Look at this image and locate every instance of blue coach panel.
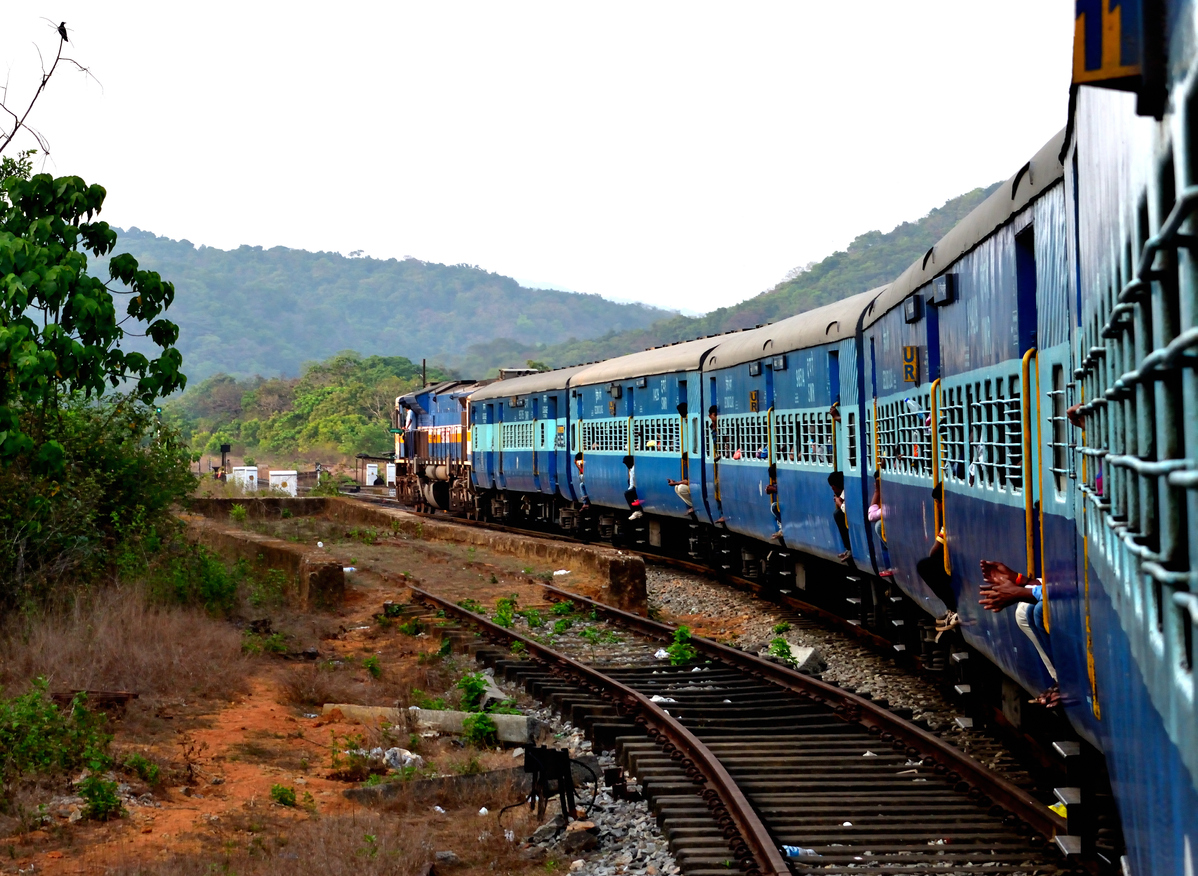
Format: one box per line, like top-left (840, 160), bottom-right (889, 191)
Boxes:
top-left (569, 338), bottom-right (719, 520)
top-left (469, 367), bottom-right (585, 499)
top-left (397, 381), bottom-right (479, 462)
top-left (1066, 62), bottom-right (1198, 873)
top-left (700, 291), bottom-right (876, 558)
top-left (862, 131), bottom-right (1067, 700)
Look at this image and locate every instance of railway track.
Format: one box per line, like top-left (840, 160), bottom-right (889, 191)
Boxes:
top-left (401, 579), bottom-right (1073, 876)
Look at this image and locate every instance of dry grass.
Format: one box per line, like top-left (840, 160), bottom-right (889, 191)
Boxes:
top-left (278, 654), bottom-right (455, 711)
top-left (0, 582), bottom-right (249, 700)
top-left (102, 802), bottom-right (548, 876)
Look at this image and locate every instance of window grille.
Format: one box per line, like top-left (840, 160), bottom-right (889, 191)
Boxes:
top-left (711, 412), bottom-right (770, 462)
top-left (581, 419), bottom-right (628, 452)
top-left (847, 412), bottom-right (857, 469)
top-left (501, 422), bottom-right (534, 450)
top-left (940, 385), bottom-right (966, 482)
top-left (540, 422), bottom-right (546, 449)
top-left (632, 417), bottom-right (682, 453)
top-left (1049, 364), bottom-right (1070, 494)
top-left (772, 411), bottom-right (832, 467)
top-left (965, 375), bottom-right (1022, 491)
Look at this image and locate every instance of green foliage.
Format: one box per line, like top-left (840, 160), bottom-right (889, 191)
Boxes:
top-left (453, 753), bottom-right (485, 775)
top-left (768, 637), bottom-right (795, 665)
top-left (0, 176), bottom-right (186, 471)
top-left (552, 618), bottom-right (573, 635)
top-left (79, 774), bottom-right (121, 820)
top-left (456, 672), bottom-right (487, 712)
top-left (0, 396), bottom-right (194, 606)
top-left (581, 627), bottom-right (600, 644)
top-left (510, 640), bottom-right (526, 655)
top-left (349, 527), bottom-right (378, 545)
top-left (241, 631), bottom-right (286, 656)
top-left (121, 752), bottom-right (160, 785)
top-left (493, 594), bottom-right (518, 628)
top-left (520, 609), bottom-right (543, 629)
top-left (396, 615), bottom-right (424, 636)
top-left (456, 598), bottom-right (483, 614)
top-left (229, 503), bottom-right (248, 524)
top-left (409, 689), bottom-right (447, 711)
top-left (152, 545), bottom-right (242, 616)
top-left (461, 713), bottom-right (498, 748)
top-left (269, 784), bottom-right (297, 807)
top-left (551, 600), bottom-right (574, 617)
top-left (248, 568), bottom-right (288, 608)
top-left (436, 637), bottom-right (453, 658)
top-left (0, 680), bottom-right (112, 798)
top-left (667, 626), bottom-right (698, 665)
top-left (772, 621), bottom-right (792, 634)
top-left (362, 656), bottom-right (381, 679)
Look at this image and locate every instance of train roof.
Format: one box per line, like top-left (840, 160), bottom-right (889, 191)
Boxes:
top-left (397, 380), bottom-right (482, 413)
top-left (570, 335), bottom-right (722, 385)
top-left (469, 365), bottom-right (588, 401)
top-left (863, 128), bottom-right (1066, 330)
top-left (704, 288), bottom-right (883, 371)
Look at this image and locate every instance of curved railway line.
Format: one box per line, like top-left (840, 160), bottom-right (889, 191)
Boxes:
top-left (399, 575), bottom-right (1073, 876)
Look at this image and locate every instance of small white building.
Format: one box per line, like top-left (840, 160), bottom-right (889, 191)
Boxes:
top-left (231, 466), bottom-right (258, 491)
top-left (270, 470), bottom-right (298, 497)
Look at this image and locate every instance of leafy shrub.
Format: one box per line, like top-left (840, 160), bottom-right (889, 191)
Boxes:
top-left (229, 503), bottom-right (248, 524)
top-left (248, 568), bottom-right (288, 608)
top-left (667, 626), bottom-right (698, 665)
top-left (362, 656), bottom-right (381, 679)
top-left (409, 689), bottom-right (447, 711)
top-left (772, 621), bottom-right (792, 634)
top-left (0, 679), bottom-right (111, 791)
top-left (493, 595), bottom-right (518, 628)
top-left (121, 752), bottom-right (160, 785)
top-left (461, 713), bottom-right (498, 748)
top-left (552, 618), bottom-right (573, 635)
top-left (79, 774), bottom-right (122, 820)
top-left (151, 545), bottom-right (242, 616)
top-left (453, 754), bottom-right (485, 775)
top-left (551, 600), bottom-right (574, 617)
top-left (270, 784), bottom-right (297, 807)
top-left (456, 598), bottom-right (483, 614)
top-left (768, 638), bottom-right (795, 665)
top-left (456, 672), bottom-right (488, 712)
top-left (396, 617), bottom-right (424, 637)
top-left (581, 627), bottom-right (600, 644)
top-left (520, 609), bottom-right (543, 629)
top-left (510, 640), bottom-right (526, 655)
top-left (242, 631), bottom-right (287, 656)
top-left (280, 508), bottom-right (293, 519)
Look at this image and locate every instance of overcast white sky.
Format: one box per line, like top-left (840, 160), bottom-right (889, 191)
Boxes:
top-left (1, 3), bottom-right (1074, 315)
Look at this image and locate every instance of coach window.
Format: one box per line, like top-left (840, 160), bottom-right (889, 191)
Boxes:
top-left (1049, 364), bottom-right (1068, 495)
top-left (847, 412), bottom-right (857, 469)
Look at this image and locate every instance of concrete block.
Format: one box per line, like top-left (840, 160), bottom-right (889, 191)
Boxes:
top-left (322, 703), bottom-right (548, 745)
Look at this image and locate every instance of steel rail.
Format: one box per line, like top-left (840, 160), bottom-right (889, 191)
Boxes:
top-left (537, 582), bottom-right (1068, 842)
top-left (406, 583), bottom-right (790, 876)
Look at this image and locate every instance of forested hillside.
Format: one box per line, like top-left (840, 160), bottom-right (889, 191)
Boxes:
top-left (452, 183), bottom-right (1002, 375)
top-left (166, 352), bottom-right (445, 460)
top-left (98, 232), bottom-right (672, 382)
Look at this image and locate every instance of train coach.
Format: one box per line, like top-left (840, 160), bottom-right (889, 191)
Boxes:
top-left (388, 6), bottom-right (1198, 868)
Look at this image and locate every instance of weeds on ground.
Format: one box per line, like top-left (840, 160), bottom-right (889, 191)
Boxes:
top-left (667, 626), bottom-right (698, 665)
top-left (520, 608), bottom-right (543, 629)
top-left (456, 672), bottom-right (488, 711)
top-left (230, 504), bottom-right (249, 524)
top-left (493, 594), bottom-right (518, 628)
top-left (510, 640), bottom-right (526, 655)
top-left (396, 617), bottom-right (424, 637)
top-left (768, 637), bottom-right (796, 665)
top-left (270, 784), bottom-right (297, 807)
top-left (121, 752), bottom-right (161, 786)
top-left (551, 600), bottom-right (574, 617)
top-left (552, 618), bottom-right (573, 635)
top-left (409, 690), bottom-right (448, 711)
top-left (461, 714), bottom-right (498, 748)
top-left (363, 656), bottom-right (382, 679)
top-left (772, 621), bottom-right (792, 634)
top-left (456, 598), bottom-right (483, 614)
top-left (242, 631), bottom-right (287, 656)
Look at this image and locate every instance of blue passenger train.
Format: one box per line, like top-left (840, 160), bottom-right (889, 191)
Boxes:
top-left (389, 6), bottom-right (1198, 872)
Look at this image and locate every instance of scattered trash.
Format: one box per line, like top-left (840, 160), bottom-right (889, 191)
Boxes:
top-left (1049, 802), bottom-right (1068, 817)
top-left (303, 713), bottom-right (318, 719)
top-left (654, 649), bottom-right (670, 660)
top-left (553, 570), bottom-right (570, 576)
top-left (722, 699), bottom-right (732, 703)
top-left (897, 768), bottom-right (919, 775)
top-left (383, 748), bottom-right (423, 771)
top-left (317, 541), bottom-right (324, 548)
top-left (478, 807), bottom-right (489, 816)
top-left (862, 751), bottom-right (877, 757)
top-left (343, 566), bottom-right (357, 572)
top-left (691, 666), bottom-right (703, 673)
top-left (842, 821), bottom-right (853, 827)
top-left (512, 747), bottom-right (525, 759)
top-left (504, 829), bottom-right (515, 842)
top-left (433, 806), bottom-right (445, 814)
top-left (649, 695), bottom-right (677, 704)
top-left (782, 846), bottom-right (820, 859)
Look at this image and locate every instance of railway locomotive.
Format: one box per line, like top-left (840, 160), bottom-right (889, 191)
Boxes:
top-left (393, 6), bottom-right (1198, 873)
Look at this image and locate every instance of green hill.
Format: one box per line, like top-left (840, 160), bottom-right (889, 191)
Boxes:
top-left (451, 183), bottom-right (1003, 375)
top-left (97, 231), bottom-right (674, 383)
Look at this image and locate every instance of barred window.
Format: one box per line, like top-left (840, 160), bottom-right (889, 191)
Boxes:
top-left (1049, 364), bottom-right (1070, 495)
top-left (633, 417), bottom-right (682, 453)
top-left (581, 419), bottom-right (627, 452)
top-left (501, 422), bottom-right (534, 450)
top-left (773, 411), bottom-right (833, 467)
top-left (712, 412), bottom-right (770, 462)
top-left (847, 412), bottom-right (857, 469)
top-left (966, 375), bottom-right (1023, 491)
top-left (875, 396), bottom-right (932, 477)
top-left (940, 385), bottom-right (966, 482)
